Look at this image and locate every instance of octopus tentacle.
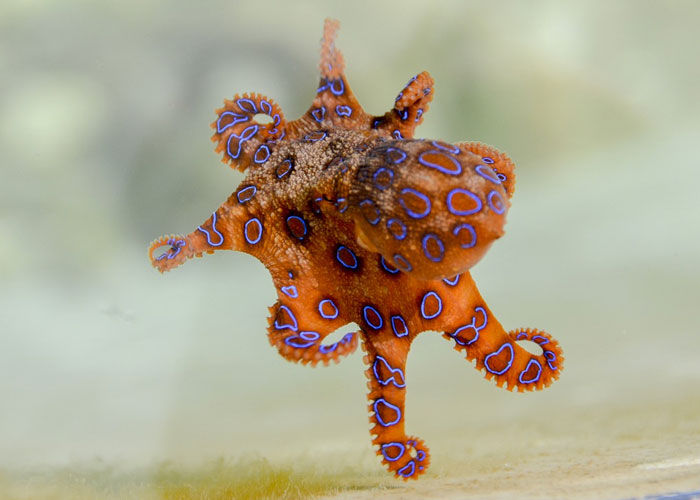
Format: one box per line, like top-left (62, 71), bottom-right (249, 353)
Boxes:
top-left (363, 338), bottom-right (429, 480)
top-left (266, 300), bottom-right (358, 366)
top-left (457, 142), bottom-right (516, 198)
top-left (373, 71), bottom-right (434, 140)
top-left (211, 92), bottom-right (286, 172)
top-left (289, 18), bottom-right (369, 138)
top-left (148, 189), bottom-right (267, 272)
top-left (440, 277), bottom-right (563, 392)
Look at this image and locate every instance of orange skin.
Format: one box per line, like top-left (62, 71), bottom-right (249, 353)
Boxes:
top-left (148, 19), bottom-right (563, 480)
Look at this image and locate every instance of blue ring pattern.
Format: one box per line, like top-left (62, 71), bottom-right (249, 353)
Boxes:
top-left (197, 212), bottom-right (225, 247)
top-left (446, 188), bottom-right (482, 216)
top-left (399, 187), bottom-right (431, 219)
top-left (422, 233), bottom-right (445, 262)
top-left (420, 291), bottom-right (443, 320)
top-left (518, 359), bottom-right (542, 384)
top-left (393, 253), bottom-right (412, 272)
top-left (373, 398), bottom-right (401, 427)
top-left (387, 218), bottom-right (407, 240)
top-left (274, 304), bottom-right (298, 331)
top-left (336, 246), bottom-right (359, 269)
top-left (453, 223), bottom-right (477, 249)
top-left (243, 217), bottom-right (263, 245)
top-left (318, 298), bottom-right (339, 319)
top-left (487, 190), bottom-right (506, 214)
top-left (484, 343), bottom-right (515, 375)
top-left (418, 150), bottom-right (462, 175)
top-left (236, 185), bottom-right (257, 204)
top-left (363, 305), bottom-right (383, 330)
top-left (390, 315), bottom-right (409, 337)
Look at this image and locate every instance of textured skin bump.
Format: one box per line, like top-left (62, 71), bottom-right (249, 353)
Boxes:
top-left (147, 19), bottom-right (563, 480)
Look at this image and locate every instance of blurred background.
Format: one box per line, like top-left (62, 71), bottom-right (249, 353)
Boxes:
top-left (1, 0), bottom-right (699, 498)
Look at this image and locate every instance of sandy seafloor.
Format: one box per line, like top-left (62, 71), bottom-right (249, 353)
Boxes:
top-left (1, 1), bottom-right (699, 499)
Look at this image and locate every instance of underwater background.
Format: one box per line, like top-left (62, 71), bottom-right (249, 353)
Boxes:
top-left (1, 0), bottom-right (699, 498)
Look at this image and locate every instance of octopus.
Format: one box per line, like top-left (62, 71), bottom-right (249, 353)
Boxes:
top-left (148, 19), bottom-right (564, 480)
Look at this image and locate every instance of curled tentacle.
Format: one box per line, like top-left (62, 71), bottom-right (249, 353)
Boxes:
top-left (373, 71), bottom-right (434, 140)
top-left (211, 93), bottom-right (286, 171)
top-left (363, 337), bottom-right (430, 480)
top-left (457, 142), bottom-right (516, 198)
top-left (442, 301), bottom-right (563, 392)
top-left (148, 234), bottom-right (193, 273)
top-left (349, 139), bottom-right (509, 279)
top-left (266, 300), bottom-right (358, 366)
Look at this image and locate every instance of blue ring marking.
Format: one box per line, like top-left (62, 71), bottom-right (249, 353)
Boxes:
top-left (359, 199), bottom-right (380, 225)
top-left (284, 336), bottom-right (314, 348)
top-left (260, 99), bottom-right (272, 115)
top-left (216, 111), bottom-right (248, 133)
top-left (475, 164), bottom-right (502, 184)
top-left (272, 113), bottom-right (281, 127)
top-left (372, 167), bottom-right (394, 191)
top-left (399, 187), bottom-right (431, 219)
top-left (286, 215), bottom-right (308, 240)
top-left (497, 172), bottom-right (507, 183)
top-left (318, 299), bottom-right (339, 319)
top-left (381, 442), bottom-right (406, 462)
top-left (449, 306), bottom-right (487, 346)
top-left (453, 223), bottom-right (477, 249)
top-left (373, 355), bottom-right (406, 388)
top-left (422, 233), bottom-right (445, 262)
top-left (420, 291), bottom-right (443, 320)
top-left (415, 108), bottom-right (423, 122)
top-left (430, 140), bottom-right (460, 155)
top-left (487, 190), bottom-right (506, 214)
top-left (363, 305), bottom-right (383, 330)
top-left (373, 398), bottom-right (401, 426)
top-left (299, 331), bottom-right (320, 341)
top-left (340, 333), bottom-right (353, 344)
top-left (423, 87), bottom-right (431, 95)
top-left (442, 274), bottom-right (460, 286)
top-left (304, 130), bottom-right (327, 142)
top-left (393, 129), bottom-right (404, 140)
top-left (516, 331), bottom-right (529, 340)
top-left (544, 350), bottom-right (558, 371)
top-left (316, 80), bottom-right (328, 93)
top-left (390, 315), bottom-right (409, 337)
top-left (311, 106), bottom-right (326, 123)
top-left (380, 256), bottom-right (399, 274)
top-left (335, 197), bottom-right (348, 213)
top-left (371, 118), bottom-right (382, 129)
top-left (276, 159), bottom-right (293, 179)
top-left (236, 185), bottom-right (257, 204)
top-left (274, 305), bottom-right (298, 331)
top-left (226, 124), bottom-right (259, 159)
top-left (418, 150), bottom-right (462, 175)
top-left (446, 188), bottom-right (482, 216)
top-left (329, 78), bottom-right (345, 95)
top-left (399, 108), bottom-right (409, 121)
top-left (385, 147), bottom-right (407, 164)
top-left (319, 343), bottom-right (338, 354)
top-left (484, 343), bottom-right (515, 375)
top-left (280, 285), bottom-right (298, 299)
top-left (243, 217), bottom-right (263, 245)
top-left (253, 144), bottom-right (270, 164)
top-left (397, 461), bottom-right (416, 478)
top-left (236, 98), bottom-right (257, 113)
top-left (393, 253), bottom-right (412, 272)
top-left (197, 212), bottom-right (224, 247)
top-left (335, 105), bottom-right (352, 117)
top-left (336, 246), bottom-right (358, 269)
top-left (532, 335), bottom-right (549, 345)
top-left (519, 359), bottom-right (543, 384)
top-left (386, 218), bottom-right (407, 240)
top-left (482, 156), bottom-right (495, 164)
top-left (395, 91), bottom-right (403, 102)
top-left (287, 270), bottom-right (294, 278)
top-left (415, 449), bottom-right (427, 462)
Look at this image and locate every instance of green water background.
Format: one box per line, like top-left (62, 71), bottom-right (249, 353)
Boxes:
top-left (1, 0), bottom-right (699, 497)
